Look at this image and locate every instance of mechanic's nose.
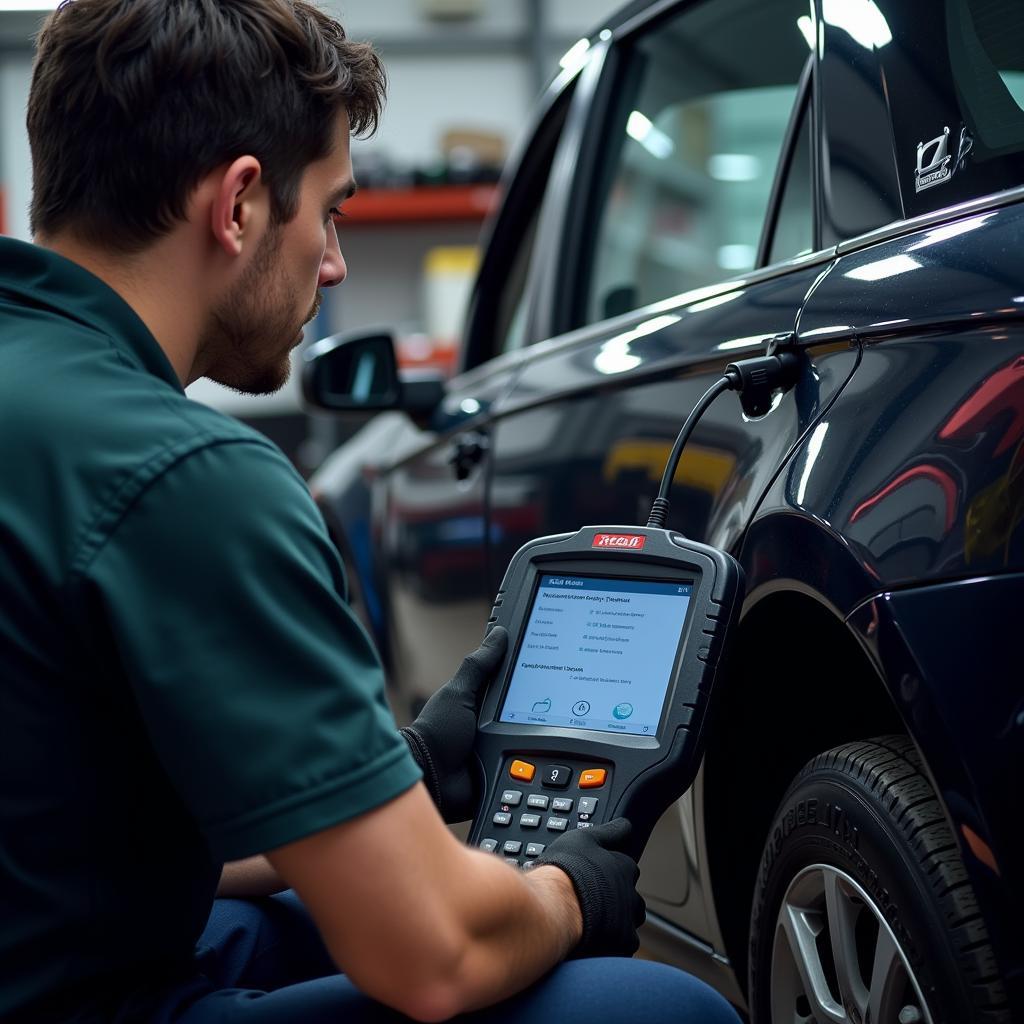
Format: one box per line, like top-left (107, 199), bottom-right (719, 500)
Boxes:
top-left (320, 223), bottom-right (347, 288)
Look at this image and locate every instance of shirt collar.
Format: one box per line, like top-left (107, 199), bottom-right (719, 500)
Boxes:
top-left (0, 236), bottom-right (183, 393)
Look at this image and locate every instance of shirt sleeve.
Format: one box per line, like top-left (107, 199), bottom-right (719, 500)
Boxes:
top-left (78, 438), bottom-right (421, 862)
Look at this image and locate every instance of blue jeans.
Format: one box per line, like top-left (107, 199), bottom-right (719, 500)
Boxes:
top-left (147, 891), bottom-right (742, 1022)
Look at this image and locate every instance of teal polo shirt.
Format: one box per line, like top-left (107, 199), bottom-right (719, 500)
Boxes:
top-left (0, 238), bottom-right (421, 1019)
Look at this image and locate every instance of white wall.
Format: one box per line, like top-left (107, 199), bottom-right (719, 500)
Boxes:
top-left (0, 51), bottom-right (33, 242)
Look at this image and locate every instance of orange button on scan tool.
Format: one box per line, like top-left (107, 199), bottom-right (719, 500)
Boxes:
top-left (509, 759), bottom-right (536, 782)
top-left (579, 768), bottom-right (607, 789)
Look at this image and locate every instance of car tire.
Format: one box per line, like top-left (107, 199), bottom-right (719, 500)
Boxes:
top-left (748, 735), bottom-right (1010, 1024)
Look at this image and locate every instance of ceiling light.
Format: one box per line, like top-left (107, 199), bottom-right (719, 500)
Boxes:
top-left (822, 0), bottom-right (892, 49)
top-left (708, 153), bottom-right (761, 182)
top-left (626, 110), bottom-right (674, 159)
top-left (559, 38), bottom-right (590, 73)
top-left (845, 254), bottom-right (921, 281)
top-left (796, 15), bottom-right (816, 49)
top-left (717, 245), bottom-right (756, 271)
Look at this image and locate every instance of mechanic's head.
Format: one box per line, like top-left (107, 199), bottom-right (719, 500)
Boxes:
top-left (26, 0), bottom-right (384, 394)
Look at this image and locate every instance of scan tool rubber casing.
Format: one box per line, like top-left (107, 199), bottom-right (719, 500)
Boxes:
top-left (469, 525), bottom-right (743, 859)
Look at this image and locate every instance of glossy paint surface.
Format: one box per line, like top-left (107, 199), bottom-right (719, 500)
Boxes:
top-left (788, 203), bottom-right (1024, 591)
top-left (848, 576), bottom-right (1024, 1013)
top-left (489, 266), bottom-right (840, 588)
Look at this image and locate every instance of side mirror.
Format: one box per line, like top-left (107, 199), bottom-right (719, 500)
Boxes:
top-left (302, 330), bottom-right (402, 412)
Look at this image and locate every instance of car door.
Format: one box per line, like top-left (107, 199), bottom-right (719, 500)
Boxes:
top-left (481, 0), bottom-right (861, 957)
top-left (377, 73), bottom-right (587, 719)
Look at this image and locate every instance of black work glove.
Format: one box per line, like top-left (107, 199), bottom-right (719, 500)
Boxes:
top-left (536, 817), bottom-right (646, 958)
top-left (401, 627), bottom-right (508, 824)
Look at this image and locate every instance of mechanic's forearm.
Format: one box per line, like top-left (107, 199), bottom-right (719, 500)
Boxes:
top-left (440, 857), bottom-right (583, 1015)
top-left (266, 784), bottom-right (583, 1022)
top-left (216, 855), bottom-right (286, 898)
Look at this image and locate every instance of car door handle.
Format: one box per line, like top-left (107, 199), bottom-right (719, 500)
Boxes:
top-left (448, 431), bottom-right (489, 481)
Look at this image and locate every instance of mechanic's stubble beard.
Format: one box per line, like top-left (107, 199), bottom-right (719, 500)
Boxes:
top-left (199, 221), bottom-right (322, 397)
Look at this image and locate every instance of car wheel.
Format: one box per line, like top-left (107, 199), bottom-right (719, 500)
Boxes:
top-left (748, 735), bottom-right (1010, 1024)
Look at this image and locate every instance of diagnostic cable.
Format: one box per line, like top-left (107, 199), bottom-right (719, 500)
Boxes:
top-left (467, 341), bottom-right (801, 862)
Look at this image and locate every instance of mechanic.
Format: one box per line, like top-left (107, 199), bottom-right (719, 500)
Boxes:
top-left (0, 2), bottom-right (742, 1022)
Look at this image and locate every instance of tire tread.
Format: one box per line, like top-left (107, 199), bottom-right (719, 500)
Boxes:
top-left (757, 735), bottom-right (1011, 1023)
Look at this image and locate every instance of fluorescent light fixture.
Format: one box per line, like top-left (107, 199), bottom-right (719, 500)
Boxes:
top-left (716, 335), bottom-right (764, 352)
top-left (688, 290), bottom-right (745, 313)
top-left (647, 280), bottom-right (749, 315)
top-left (822, 0), bottom-right (892, 49)
top-left (905, 214), bottom-right (993, 252)
top-left (707, 153), bottom-right (761, 182)
top-left (796, 422), bottom-right (829, 505)
top-left (594, 339), bottom-right (642, 376)
top-left (0, 1), bottom-right (58, 8)
top-left (717, 244), bottom-right (756, 271)
top-left (626, 110), bottom-right (674, 159)
top-left (801, 324), bottom-right (851, 337)
top-left (796, 15), bottom-right (816, 49)
top-left (594, 315), bottom-right (680, 375)
top-left (559, 38), bottom-right (590, 73)
top-left (845, 254), bottom-right (921, 281)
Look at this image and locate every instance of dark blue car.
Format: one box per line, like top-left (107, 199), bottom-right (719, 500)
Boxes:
top-left (304, 1), bottom-right (1024, 1019)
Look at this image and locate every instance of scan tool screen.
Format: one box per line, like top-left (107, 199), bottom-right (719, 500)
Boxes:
top-left (498, 575), bottom-right (692, 736)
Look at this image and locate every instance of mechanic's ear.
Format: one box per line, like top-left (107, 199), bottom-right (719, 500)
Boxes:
top-left (210, 156), bottom-right (266, 257)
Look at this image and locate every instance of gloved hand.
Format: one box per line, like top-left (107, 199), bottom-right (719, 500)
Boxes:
top-left (401, 626), bottom-right (508, 823)
top-left (536, 817), bottom-right (646, 958)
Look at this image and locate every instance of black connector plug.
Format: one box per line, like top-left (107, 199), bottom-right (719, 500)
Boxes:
top-left (725, 350), bottom-right (800, 418)
top-left (645, 341), bottom-right (802, 530)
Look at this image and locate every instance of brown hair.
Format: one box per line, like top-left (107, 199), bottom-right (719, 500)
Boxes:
top-left (27, 0), bottom-right (385, 250)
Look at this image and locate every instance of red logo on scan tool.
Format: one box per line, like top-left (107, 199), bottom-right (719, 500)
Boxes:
top-left (592, 533), bottom-right (647, 550)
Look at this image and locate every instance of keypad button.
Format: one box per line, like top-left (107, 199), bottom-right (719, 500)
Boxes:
top-left (503, 840), bottom-right (523, 855)
top-left (551, 797), bottom-right (574, 813)
top-left (504, 857), bottom-right (521, 867)
top-left (509, 759), bottom-right (536, 782)
top-left (579, 768), bottom-right (607, 789)
top-left (500, 790), bottom-right (523, 807)
top-left (522, 859), bottom-right (541, 871)
top-left (519, 813), bottom-right (541, 829)
top-left (546, 816), bottom-right (568, 832)
top-left (575, 821), bottom-right (594, 829)
top-left (577, 797), bottom-right (599, 815)
top-left (525, 843), bottom-right (546, 857)
top-left (526, 794), bottom-right (550, 810)
top-left (479, 838), bottom-right (498, 852)
top-left (541, 764), bottom-right (572, 788)
top-left (492, 812), bottom-right (512, 827)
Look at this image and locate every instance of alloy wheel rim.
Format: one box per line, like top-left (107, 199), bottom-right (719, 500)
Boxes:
top-left (769, 863), bottom-right (934, 1024)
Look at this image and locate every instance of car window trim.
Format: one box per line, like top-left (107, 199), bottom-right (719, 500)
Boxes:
top-left (756, 53), bottom-right (815, 269)
top-left (544, 37), bottom-right (625, 338)
top-left (460, 76), bottom-right (579, 373)
top-left (526, 37), bottom-right (616, 345)
top-left (834, 181), bottom-right (1024, 255)
top-left (500, 243), bottom-right (837, 385)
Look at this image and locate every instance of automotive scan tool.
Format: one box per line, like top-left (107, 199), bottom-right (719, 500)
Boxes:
top-left (468, 346), bottom-right (800, 864)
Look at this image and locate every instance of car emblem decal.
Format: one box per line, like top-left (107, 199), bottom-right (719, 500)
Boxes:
top-left (915, 126), bottom-right (953, 192)
top-left (592, 532), bottom-right (646, 550)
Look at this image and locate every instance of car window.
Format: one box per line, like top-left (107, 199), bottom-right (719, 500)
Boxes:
top-left (768, 99), bottom-right (814, 265)
top-left (878, 0), bottom-right (1024, 219)
top-left (579, 0), bottom-right (812, 326)
top-left (948, 0), bottom-right (1024, 158)
top-left (461, 86), bottom-right (572, 370)
top-left (494, 206), bottom-right (540, 356)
